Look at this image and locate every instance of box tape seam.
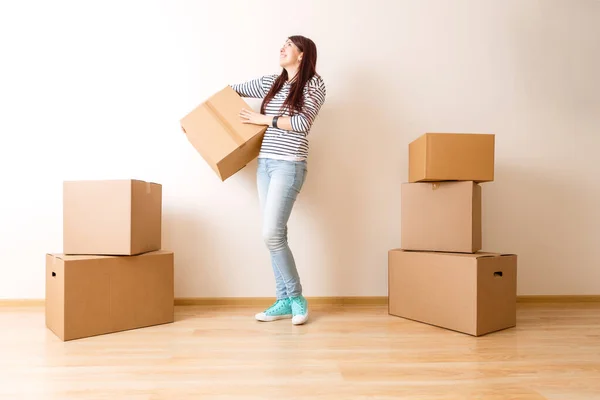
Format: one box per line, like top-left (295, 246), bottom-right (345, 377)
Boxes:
top-left (205, 101), bottom-right (245, 146)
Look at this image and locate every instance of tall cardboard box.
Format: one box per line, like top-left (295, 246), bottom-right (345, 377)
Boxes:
top-left (401, 181), bottom-right (481, 253)
top-left (180, 86), bottom-right (267, 181)
top-left (45, 250), bottom-right (174, 341)
top-left (63, 179), bottom-right (162, 256)
top-left (388, 249), bottom-right (517, 336)
top-left (409, 133), bottom-right (495, 183)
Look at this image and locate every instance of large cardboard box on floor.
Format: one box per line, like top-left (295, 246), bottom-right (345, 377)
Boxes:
top-left (180, 86), bottom-right (267, 181)
top-left (388, 249), bottom-right (517, 336)
top-left (45, 250), bottom-right (174, 341)
top-left (63, 179), bottom-right (162, 256)
top-left (409, 133), bottom-right (495, 183)
top-left (401, 181), bottom-right (481, 253)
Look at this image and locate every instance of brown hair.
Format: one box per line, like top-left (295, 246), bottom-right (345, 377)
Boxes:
top-left (260, 35), bottom-right (319, 115)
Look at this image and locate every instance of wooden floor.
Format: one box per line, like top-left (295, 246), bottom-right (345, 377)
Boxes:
top-left (1, 303), bottom-right (600, 400)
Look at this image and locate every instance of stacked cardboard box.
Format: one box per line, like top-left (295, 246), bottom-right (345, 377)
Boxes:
top-left (389, 133), bottom-right (518, 336)
top-left (45, 179), bottom-right (175, 341)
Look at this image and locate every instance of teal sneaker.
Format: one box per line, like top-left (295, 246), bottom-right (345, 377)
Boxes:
top-left (290, 296), bottom-right (309, 325)
top-left (255, 298), bottom-right (292, 322)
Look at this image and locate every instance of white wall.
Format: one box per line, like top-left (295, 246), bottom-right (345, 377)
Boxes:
top-left (1, 0), bottom-right (599, 299)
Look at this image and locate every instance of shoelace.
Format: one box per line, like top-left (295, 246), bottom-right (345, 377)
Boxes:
top-left (269, 300), bottom-right (290, 313)
top-left (292, 298), bottom-right (306, 314)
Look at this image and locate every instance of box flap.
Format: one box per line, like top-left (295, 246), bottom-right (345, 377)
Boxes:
top-left (47, 250), bottom-right (172, 262)
top-left (390, 249), bottom-right (516, 258)
top-left (472, 252), bottom-right (517, 258)
top-left (131, 179), bottom-right (161, 186)
top-left (47, 253), bottom-right (112, 261)
top-left (64, 178), bottom-right (160, 185)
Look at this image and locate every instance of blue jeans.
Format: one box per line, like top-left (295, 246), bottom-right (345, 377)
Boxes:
top-left (257, 158), bottom-right (307, 300)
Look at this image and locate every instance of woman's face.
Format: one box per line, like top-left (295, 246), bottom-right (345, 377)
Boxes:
top-left (279, 39), bottom-right (302, 68)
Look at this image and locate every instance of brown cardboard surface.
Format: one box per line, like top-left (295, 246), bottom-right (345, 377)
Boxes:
top-left (45, 254), bottom-right (65, 340)
top-left (63, 179), bottom-right (161, 256)
top-left (388, 249), bottom-right (517, 336)
top-left (180, 86), bottom-right (267, 181)
top-left (401, 181), bottom-right (482, 253)
top-left (45, 251), bottom-right (174, 341)
top-left (131, 180), bottom-right (162, 254)
top-left (408, 133), bottom-right (495, 183)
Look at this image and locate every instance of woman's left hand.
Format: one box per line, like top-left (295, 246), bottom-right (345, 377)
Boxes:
top-left (240, 108), bottom-right (270, 126)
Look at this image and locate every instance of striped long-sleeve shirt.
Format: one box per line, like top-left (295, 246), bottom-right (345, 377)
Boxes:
top-left (230, 74), bottom-right (326, 162)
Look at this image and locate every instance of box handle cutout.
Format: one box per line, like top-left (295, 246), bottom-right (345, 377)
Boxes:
top-left (494, 271), bottom-right (503, 278)
top-left (52, 272), bottom-right (56, 277)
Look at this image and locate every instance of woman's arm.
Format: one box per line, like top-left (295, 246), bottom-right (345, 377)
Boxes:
top-left (240, 78), bottom-right (326, 132)
top-left (288, 80), bottom-right (327, 134)
top-left (238, 110), bottom-right (293, 130)
top-left (230, 75), bottom-right (276, 98)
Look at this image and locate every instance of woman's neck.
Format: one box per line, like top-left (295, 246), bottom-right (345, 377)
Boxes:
top-left (285, 66), bottom-right (299, 83)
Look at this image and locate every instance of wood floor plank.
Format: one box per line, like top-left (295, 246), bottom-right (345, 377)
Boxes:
top-left (1, 303), bottom-right (600, 399)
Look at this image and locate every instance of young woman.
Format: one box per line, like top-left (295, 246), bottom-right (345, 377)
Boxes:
top-left (230, 35), bottom-right (326, 325)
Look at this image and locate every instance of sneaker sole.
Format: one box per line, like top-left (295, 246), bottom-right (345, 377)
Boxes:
top-left (292, 312), bottom-right (309, 325)
top-left (255, 313), bottom-right (292, 322)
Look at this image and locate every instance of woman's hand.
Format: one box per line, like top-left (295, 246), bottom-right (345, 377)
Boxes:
top-left (240, 108), bottom-right (270, 126)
